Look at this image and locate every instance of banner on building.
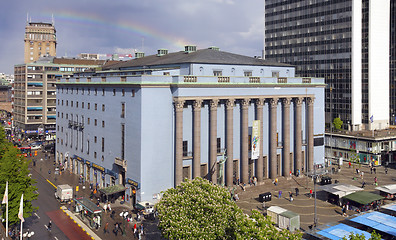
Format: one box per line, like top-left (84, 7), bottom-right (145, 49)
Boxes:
top-left (251, 120), bottom-right (260, 159)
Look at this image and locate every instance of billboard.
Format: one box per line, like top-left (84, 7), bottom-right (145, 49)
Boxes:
top-left (252, 120), bottom-right (260, 159)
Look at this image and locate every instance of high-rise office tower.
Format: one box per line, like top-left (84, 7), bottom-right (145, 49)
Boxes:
top-left (24, 21), bottom-right (56, 63)
top-left (265, 0), bottom-right (391, 131)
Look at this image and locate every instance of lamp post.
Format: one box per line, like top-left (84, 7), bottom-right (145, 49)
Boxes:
top-left (119, 210), bottom-right (128, 236)
top-left (313, 163), bottom-right (318, 228)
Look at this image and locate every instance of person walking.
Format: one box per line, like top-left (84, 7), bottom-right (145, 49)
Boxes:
top-left (289, 191), bottom-right (293, 202)
top-left (385, 167), bottom-right (388, 174)
top-left (104, 222), bottom-right (109, 234)
top-left (309, 189), bottom-right (313, 199)
top-left (348, 161), bottom-right (351, 168)
top-left (140, 223), bottom-right (144, 235)
top-left (373, 167), bottom-right (376, 174)
top-left (295, 187), bottom-right (299, 197)
top-left (278, 190), bottom-right (282, 199)
top-left (374, 176), bottom-right (378, 186)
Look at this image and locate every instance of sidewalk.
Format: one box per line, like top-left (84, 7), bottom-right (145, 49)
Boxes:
top-left (29, 148), bottom-right (163, 240)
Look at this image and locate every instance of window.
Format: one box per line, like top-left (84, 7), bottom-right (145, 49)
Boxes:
top-left (213, 70), bottom-right (222, 76)
top-left (132, 89), bottom-right (135, 97)
top-left (94, 119), bottom-right (97, 126)
top-left (88, 89), bottom-right (90, 95)
top-left (61, 113), bottom-right (63, 118)
top-left (82, 102), bottom-right (84, 109)
top-left (66, 114), bottom-right (68, 119)
top-left (102, 137), bottom-right (104, 152)
top-left (102, 121), bottom-right (105, 128)
top-left (95, 88), bottom-right (97, 95)
top-left (217, 138), bottom-right (221, 153)
top-left (76, 101), bottom-right (78, 108)
top-left (57, 99), bottom-right (60, 105)
top-left (95, 104), bottom-right (97, 110)
top-left (122, 89), bottom-right (125, 96)
top-left (121, 102), bottom-right (125, 118)
top-left (113, 89), bottom-right (116, 96)
top-left (88, 103), bottom-right (90, 109)
top-left (62, 100), bottom-right (64, 106)
top-left (87, 140), bottom-right (90, 154)
top-left (94, 152), bottom-right (97, 159)
top-left (102, 89), bottom-right (105, 96)
top-left (183, 141), bottom-right (188, 156)
top-left (71, 101), bottom-right (73, 107)
top-left (94, 136), bottom-right (97, 143)
top-left (87, 118), bottom-right (90, 124)
top-left (244, 71), bottom-right (252, 77)
top-left (102, 104), bottom-right (105, 111)
top-left (66, 100), bottom-right (68, 106)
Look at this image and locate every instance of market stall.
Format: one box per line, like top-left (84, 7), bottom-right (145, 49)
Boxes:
top-left (342, 191), bottom-right (384, 212)
top-left (320, 184), bottom-right (363, 206)
top-left (278, 210), bottom-right (300, 232)
top-left (267, 206), bottom-right (287, 226)
top-left (375, 184), bottom-right (396, 199)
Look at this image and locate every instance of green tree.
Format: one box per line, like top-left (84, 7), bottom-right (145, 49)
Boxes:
top-left (333, 117), bottom-right (343, 131)
top-left (0, 126), bottom-right (38, 225)
top-left (342, 230), bottom-right (381, 240)
top-left (156, 177), bottom-right (302, 239)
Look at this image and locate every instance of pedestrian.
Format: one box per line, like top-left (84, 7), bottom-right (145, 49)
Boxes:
top-left (114, 223), bottom-right (119, 236)
top-left (361, 171), bottom-right (364, 179)
top-left (356, 168), bottom-right (359, 174)
top-left (134, 223), bottom-right (138, 238)
top-left (342, 205), bottom-right (347, 217)
top-left (278, 190), bottom-right (282, 199)
top-left (103, 203), bottom-right (107, 213)
top-left (297, 169), bottom-right (300, 177)
top-left (295, 187), bottom-right (299, 196)
top-left (349, 161), bottom-right (351, 168)
top-left (374, 176), bottom-right (378, 186)
top-left (48, 220), bottom-right (52, 231)
top-left (107, 203), bottom-right (111, 212)
top-left (385, 167), bottom-right (388, 174)
top-left (362, 181), bottom-right (366, 188)
top-left (373, 167), bottom-right (376, 174)
top-left (289, 170), bottom-right (292, 177)
top-left (140, 223), bottom-right (144, 235)
top-left (289, 191), bottom-right (293, 202)
top-left (275, 178), bottom-right (278, 186)
top-left (370, 166), bottom-right (373, 174)
top-left (309, 189), bottom-right (313, 199)
top-left (104, 222), bottom-right (109, 234)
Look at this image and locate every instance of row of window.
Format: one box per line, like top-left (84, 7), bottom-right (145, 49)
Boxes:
top-left (58, 100), bottom-right (106, 111)
top-left (59, 87), bottom-right (136, 97)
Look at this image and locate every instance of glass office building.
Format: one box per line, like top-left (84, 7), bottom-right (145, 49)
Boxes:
top-left (265, 0), bottom-right (391, 131)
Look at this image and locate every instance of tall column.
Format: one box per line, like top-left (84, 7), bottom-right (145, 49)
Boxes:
top-left (193, 100), bottom-right (203, 179)
top-left (209, 99), bottom-right (219, 184)
top-left (225, 99), bottom-right (234, 186)
top-left (307, 97), bottom-right (315, 172)
top-left (174, 99), bottom-right (185, 186)
top-left (294, 97), bottom-right (303, 175)
top-left (241, 98), bottom-right (250, 184)
top-left (282, 98), bottom-right (291, 177)
top-left (255, 98), bottom-right (265, 181)
top-left (269, 98), bottom-right (278, 179)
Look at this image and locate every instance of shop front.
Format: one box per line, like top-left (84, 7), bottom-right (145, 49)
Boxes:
top-left (126, 178), bottom-right (140, 207)
top-left (92, 163), bottom-right (105, 189)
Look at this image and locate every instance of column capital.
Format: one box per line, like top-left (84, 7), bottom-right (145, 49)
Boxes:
top-left (269, 97), bottom-right (278, 108)
top-left (174, 99), bottom-right (185, 111)
top-left (240, 98), bottom-right (250, 109)
top-left (193, 99), bottom-right (203, 110)
top-left (226, 99), bottom-right (235, 109)
top-left (255, 98), bottom-right (265, 107)
top-left (293, 97), bottom-right (303, 106)
top-left (307, 97), bottom-right (315, 106)
top-left (209, 99), bottom-right (219, 110)
top-left (282, 97), bottom-right (292, 106)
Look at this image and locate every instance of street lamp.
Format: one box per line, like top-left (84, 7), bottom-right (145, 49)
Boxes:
top-left (119, 210), bottom-right (128, 236)
top-left (22, 229), bottom-right (34, 240)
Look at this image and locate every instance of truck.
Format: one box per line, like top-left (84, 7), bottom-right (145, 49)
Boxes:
top-left (55, 184), bottom-right (73, 203)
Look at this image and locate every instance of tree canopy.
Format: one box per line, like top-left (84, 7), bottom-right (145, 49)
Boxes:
top-left (333, 117), bottom-right (343, 131)
top-left (156, 177), bottom-right (302, 239)
top-left (342, 230), bottom-right (381, 240)
top-left (0, 126), bottom-right (38, 225)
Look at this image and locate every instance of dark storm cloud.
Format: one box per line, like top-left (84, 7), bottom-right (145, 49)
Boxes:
top-left (0, 0), bottom-right (264, 74)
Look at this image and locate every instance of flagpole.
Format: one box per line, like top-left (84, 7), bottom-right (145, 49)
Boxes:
top-left (19, 194), bottom-right (24, 240)
top-left (4, 182), bottom-right (8, 237)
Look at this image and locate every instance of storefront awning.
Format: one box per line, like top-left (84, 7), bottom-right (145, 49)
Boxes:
top-left (342, 191), bottom-right (384, 205)
top-left (99, 184), bottom-right (127, 196)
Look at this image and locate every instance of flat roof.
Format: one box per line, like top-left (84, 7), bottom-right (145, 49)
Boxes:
top-left (350, 211), bottom-right (396, 237)
top-left (316, 223), bottom-right (372, 240)
top-left (343, 191), bottom-right (384, 205)
top-left (320, 184), bottom-right (363, 198)
top-left (376, 184), bottom-right (396, 194)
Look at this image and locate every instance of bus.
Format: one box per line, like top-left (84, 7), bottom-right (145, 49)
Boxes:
top-left (18, 147), bottom-right (31, 157)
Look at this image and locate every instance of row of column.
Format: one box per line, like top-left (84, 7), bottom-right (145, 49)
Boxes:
top-left (174, 96), bottom-right (315, 186)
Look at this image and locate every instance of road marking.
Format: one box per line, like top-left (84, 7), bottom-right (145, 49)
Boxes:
top-left (54, 237), bottom-right (58, 240)
top-left (34, 212), bottom-right (40, 219)
top-left (46, 179), bottom-right (57, 189)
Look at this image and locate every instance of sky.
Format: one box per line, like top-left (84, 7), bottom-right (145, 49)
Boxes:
top-left (0, 0), bottom-right (265, 75)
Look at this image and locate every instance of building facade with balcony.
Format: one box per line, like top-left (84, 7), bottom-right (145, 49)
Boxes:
top-left (55, 46), bottom-right (326, 203)
top-left (13, 57), bottom-right (108, 138)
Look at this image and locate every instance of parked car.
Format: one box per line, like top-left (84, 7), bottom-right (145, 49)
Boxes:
top-left (29, 143), bottom-right (41, 150)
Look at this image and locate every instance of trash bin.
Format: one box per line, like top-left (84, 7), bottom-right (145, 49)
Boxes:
top-left (320, 176), bottom-right (332, 185)
top-left (259, 192), bottom-right (272, 202)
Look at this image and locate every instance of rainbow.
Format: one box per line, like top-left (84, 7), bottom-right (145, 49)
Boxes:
top-left (42, 10), bottom-right (191, 51)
